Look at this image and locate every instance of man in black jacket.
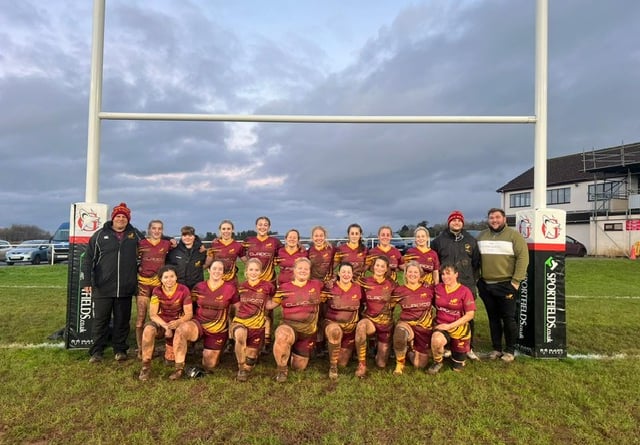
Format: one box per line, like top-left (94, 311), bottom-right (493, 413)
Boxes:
top-left (82, 203), bottom-right (141, 363)
top-left (431, 210), bottom-right (481, 360)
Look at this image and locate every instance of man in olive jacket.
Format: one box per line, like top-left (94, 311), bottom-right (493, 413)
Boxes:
top-left (477, 208), bottom-right (529, 363)
top-left (81, 203), bottom-right (141, 363)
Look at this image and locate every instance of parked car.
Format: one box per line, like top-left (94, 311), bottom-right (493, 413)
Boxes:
top-left (6, 240), bottom-right (50, 265)
top-left (565, 235), bottom-right (587, 257)
top-left (47, 222), bottom-right (70, 263)
top-left (0, 240), bottom-right (12, 262)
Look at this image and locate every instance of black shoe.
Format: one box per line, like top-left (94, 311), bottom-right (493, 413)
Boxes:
top-left (114, 352), bottom-right (128, 362)
top-left (89, 353), bottom-right (103, 364)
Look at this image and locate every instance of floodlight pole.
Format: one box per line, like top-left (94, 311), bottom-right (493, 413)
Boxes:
top-left (85, 0), bottom-right (105, 203)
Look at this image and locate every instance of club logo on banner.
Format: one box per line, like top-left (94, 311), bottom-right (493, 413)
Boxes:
top-left (66, 202), bottom-right (108, 349)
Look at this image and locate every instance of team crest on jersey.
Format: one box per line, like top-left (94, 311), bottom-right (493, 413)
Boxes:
top-left (450, 298), bottom-right (458, 304)
top-left (465, 243), bottom-right (472, 254)
top-left (541, 215), bottom-right (561, 240)
top-left (127, 233), bottom-right (135, 239)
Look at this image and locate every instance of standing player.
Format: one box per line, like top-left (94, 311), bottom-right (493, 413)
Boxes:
top-left (275, 229), bottom-right (307, 286)
top-left (334, 223), bottom-right (368, 280)
top-left (307, 225), bottom-right (336, 357)
top-left (321, 262), bottom-right (363, 380)
top-left (242, 216), bottom-right (282, 350)
top-left (428, 264), bottom-right (476, 374)
top-left (307, 226), bottom-right (335, 284)
top-left (402, 226), bottom-right (440, 285)
top-left (367, 225), bottom-right (404, 282)
top-left (204, 219), bottom-right (244, 282)
top-left (135, 220), bottom-right (173, 358)
top-left (169, 260), bottom-right (239, 379)
top-left (230, 258), bottom-right (275, 382)
top-left (166, 226), bottom-right (206, 290)
top-left (138, 265), bottom-right (193, 381)
top-left (268, 258), bottom-right (323, 383)
top-left (354, 256), bottom-right (397, 378)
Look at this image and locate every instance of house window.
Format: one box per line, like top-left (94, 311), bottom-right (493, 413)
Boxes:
top-left (510, 192), bottom-right (531, 208)
top-left (588, 181), bottom-right (624, 202)
top-left (547, 187), bottom-right (571, 205)
top-left (604, 223), bottom-right (623, 231)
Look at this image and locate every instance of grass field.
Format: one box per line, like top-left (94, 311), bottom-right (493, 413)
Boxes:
top-left (0, 258), bottom-right (639, 444)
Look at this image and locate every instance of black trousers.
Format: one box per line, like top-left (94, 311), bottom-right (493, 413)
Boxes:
top-left (89, 296), bottom-right (133, 356)
top-left (478, 279), bottom-right (518, 354)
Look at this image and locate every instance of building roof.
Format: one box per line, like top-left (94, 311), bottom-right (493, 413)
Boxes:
top-left (498, 142), bottom-right (640, 192)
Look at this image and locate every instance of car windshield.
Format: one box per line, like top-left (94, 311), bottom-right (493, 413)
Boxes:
top-left (19, 240), bottom-right (45, 247)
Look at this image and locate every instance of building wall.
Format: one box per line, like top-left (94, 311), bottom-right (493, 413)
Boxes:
top-left (590, 215), bottom-right (640, 257)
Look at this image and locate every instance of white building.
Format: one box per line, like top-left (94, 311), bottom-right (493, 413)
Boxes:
top-left (497, 142), bottom-right (640, 256)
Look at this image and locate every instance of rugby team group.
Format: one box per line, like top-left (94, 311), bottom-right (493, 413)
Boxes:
top-left (80, 203), bottom-right (529, 382)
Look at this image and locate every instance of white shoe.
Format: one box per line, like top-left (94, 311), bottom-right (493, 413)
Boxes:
top-left (443, 349), bottom-right (452, 358)
top-left (501, 352), bottom-right (515, 363)
top-left (486, 350), bottom-right (503, 360)
top-left (466, 350), bottom-right (480, 361)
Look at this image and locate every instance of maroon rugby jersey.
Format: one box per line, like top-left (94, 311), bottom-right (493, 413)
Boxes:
top-left (366, 245), bottom-right (404, 282)
top-left (334, 243), bottom-right (368, 279)
top-left (433, 283), bottom-right (475, 325)
top-left (150, 283), bottom-right (192, 323)
top-left (243, 236), bottom-right (283, 282)
top-left (234, 279), bottom-right (275, 329)
top-left (322, 281), bottom-right (363, 330)
top-left (191, 280), bottom-right (239, 333)
top-left (402, 247), bottom-right (440, 284)
top-left (273, 280), bottom-right (323, 335)
top-left (207, 238), bottom-right (243, 281)
top-left (307, 243), bottom-right (335, 281)
top-left (392, 284), bottom-right (435, 329)
top-left (138, 238), bottom-right (172, 278)
top-left (358, 276), bottom-right (396, 326)
top-left (275, 245), bottom-right (307, 285)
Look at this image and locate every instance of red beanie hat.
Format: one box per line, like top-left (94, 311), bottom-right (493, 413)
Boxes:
top-left (447, 210), bottom-right (464, 226)
top-left (111, 202), bottom-right (131, 221)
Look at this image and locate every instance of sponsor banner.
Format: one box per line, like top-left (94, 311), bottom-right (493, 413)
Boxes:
top-left (516, 209), bottom-right (567, 358)
top-left (65, 202), bottom-right (108, 349)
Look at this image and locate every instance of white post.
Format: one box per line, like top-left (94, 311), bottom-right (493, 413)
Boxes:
top-left (85, 0), bottom-right (105, 203)
top-left (533, 0), bottom-right (549, 209)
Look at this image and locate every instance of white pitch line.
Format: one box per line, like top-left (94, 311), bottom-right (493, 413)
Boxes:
top-left (567, 295), bottom-right (640, 300)
top-left (0, 285), bottom-right (65, 289)
top-left (0, 342), bottom-right (65, 349)
top-left (567, 353), bottom-right (639, 360)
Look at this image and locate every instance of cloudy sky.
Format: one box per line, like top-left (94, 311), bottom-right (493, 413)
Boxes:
top-left (1, 0), bottom-right (639, 237)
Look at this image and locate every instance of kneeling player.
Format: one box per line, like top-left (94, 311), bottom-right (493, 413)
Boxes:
top-left (391, 261), bottom-right (435, 375)
top-left (169, 260), bottom-right (238, 380)
top-left (230, 258), bottom-right (275, 381)
top-left (428, 264), bottom-right (475, 374)
top-left (269, 258), bottom-right (323, 383)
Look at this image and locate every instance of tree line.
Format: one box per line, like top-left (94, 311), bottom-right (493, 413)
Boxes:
top-left (0, 225), bottom-right (52, 243)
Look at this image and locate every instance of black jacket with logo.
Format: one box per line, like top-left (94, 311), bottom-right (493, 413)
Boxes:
top-left (430, 229), bottom-right (481, 293)
top-left (166, 236), bottom-right (206, 289)
top-left (81, 221), bottom-right (142, 298)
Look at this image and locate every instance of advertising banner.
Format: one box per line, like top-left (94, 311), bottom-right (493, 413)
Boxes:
top-left (515, 209), bottom-right (567, 358)
top-left (65, 202), bottom-right (108, 349)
